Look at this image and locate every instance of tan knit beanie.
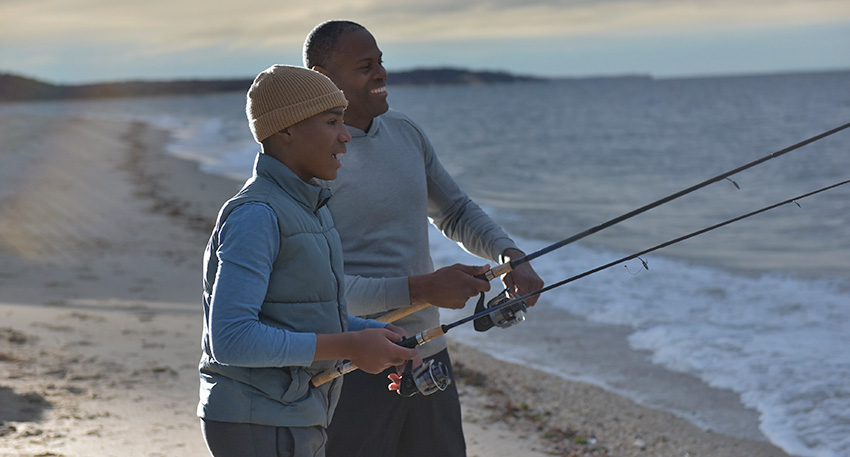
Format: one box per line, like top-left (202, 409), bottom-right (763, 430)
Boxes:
top-left (246, 65), bottom-right (348, 143)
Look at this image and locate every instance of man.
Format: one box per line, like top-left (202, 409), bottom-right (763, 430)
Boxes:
top-left (303, 21), bottom-right (544, 457)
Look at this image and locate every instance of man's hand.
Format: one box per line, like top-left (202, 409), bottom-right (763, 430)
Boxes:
top-left (408, 263), bottom-right (491, 309)
top-left (501, 248), bottom-right (544, 307)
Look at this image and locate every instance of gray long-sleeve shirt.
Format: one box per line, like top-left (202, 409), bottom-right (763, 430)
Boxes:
top-left (320, 109), bottom-right (518, 357)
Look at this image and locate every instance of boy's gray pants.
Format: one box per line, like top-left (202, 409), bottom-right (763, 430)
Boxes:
top-left (201, 419), bottom-right (327, 457)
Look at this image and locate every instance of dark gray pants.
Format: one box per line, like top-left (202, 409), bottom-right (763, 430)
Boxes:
top-left (325, 349), bottom-right (466, 457)
top-left (201, 419), bottom-right (327, 457)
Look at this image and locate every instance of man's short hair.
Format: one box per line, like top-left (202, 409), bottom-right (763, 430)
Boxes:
top-left (303, 20), bottom-right (366, 69)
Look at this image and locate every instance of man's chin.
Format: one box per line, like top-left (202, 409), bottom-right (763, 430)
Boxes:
top-left (374, 104), bottom-right (390, 117)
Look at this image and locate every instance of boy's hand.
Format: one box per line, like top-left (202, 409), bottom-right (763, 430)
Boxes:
top-left (383, 325), bottom-right (422, 394)
top-left (347, 327), bottom-right (418, 374)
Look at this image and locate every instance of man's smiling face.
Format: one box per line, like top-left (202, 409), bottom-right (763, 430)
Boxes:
top-left (316, 28), bottom-right (389, 132)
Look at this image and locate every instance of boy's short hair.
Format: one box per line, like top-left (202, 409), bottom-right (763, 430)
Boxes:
top-left (246, 65), bottom-right (348, 143)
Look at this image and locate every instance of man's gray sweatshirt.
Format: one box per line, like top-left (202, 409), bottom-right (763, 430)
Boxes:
top-left (321, 109), bottom-right (518, 358)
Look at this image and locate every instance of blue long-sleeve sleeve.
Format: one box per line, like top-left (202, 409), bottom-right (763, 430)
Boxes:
top-left (206, 202), bottom-right (385, 367)
top-left (207, 202), bottom-right (317, 367)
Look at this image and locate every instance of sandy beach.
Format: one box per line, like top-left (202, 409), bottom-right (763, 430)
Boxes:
top-left (0, 111), bottom-right (794, 457)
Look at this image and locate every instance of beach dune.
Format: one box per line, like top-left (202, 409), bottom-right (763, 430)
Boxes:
top-left (0, 112), bottom-right (792, 456)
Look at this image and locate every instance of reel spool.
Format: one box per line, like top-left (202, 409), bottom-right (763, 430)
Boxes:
top-left (399, 358), bottom-right (452, 397)
top-left (473, 288), bottom-right (528, 332)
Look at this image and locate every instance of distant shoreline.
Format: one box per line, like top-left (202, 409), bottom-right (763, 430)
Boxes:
top-left (3, 67), bottom-right (848, 104)
top-left (0, 67), bottom-right (555, 103)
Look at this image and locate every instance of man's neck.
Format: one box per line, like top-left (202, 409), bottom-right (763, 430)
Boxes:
top-left (345, 118), bottom-right (373, 132)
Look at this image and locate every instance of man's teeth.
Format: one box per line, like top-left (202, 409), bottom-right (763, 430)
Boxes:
top-left (370, 86), bottom-right (386, 94)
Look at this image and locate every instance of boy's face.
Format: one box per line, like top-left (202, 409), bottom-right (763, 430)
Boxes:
top-left (317, 28), bottom-right (388, 131)
top-left (285, 107), bottom-right (350, 182)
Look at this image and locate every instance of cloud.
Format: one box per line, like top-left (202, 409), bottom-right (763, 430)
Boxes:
top-left (3, 0), bottom-right (849, 49)
top-left (1, 0), bottom-right (848, 82)
top-left (371, 0), bottom-right (850, 42)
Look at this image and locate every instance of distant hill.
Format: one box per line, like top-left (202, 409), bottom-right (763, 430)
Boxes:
top-left (0, 68), bottom-right (544, 103)
top-left (390, 67), bottom-right (543, 85)
top-left (0, 74), bottom-right (250, 102)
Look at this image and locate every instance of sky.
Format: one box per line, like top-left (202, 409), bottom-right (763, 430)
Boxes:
top-left (0, 0), bottom-right (848, 84)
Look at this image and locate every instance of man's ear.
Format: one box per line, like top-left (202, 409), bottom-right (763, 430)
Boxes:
top-left (312, 65), bottom-right (330, 77)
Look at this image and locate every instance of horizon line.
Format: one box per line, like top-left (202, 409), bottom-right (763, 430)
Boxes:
top-left (4, 65), bottom-right (850, 87)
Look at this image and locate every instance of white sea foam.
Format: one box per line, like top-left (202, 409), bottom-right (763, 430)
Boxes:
top-left (428, 220), bottom-right (850, 457)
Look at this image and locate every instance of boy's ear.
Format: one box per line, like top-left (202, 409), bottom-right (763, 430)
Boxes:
top-left (263, 129), bottom-right (293, 149)
top-left (312, 66), bottom-right (330, 77)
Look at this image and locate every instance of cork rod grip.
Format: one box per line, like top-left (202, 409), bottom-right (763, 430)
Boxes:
top-left (484, 261), bottom-right (514, 281)
top-left (377, 302), bottom-right (430, 323)
top-left (311, 362), bottom-right (356, 387)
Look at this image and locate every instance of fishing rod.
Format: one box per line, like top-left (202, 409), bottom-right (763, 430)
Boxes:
top-left (353, 122), bottom-right (850, 329)
top-left (312, 177), bottom-right (850, 392)
top-left (477, 121), bottom-right (850, 283)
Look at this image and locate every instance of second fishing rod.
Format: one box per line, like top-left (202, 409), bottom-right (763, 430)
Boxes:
top-left (314, 176), bottom-right (850, 391)
top-left (383, 176), bottom-right (850, 396)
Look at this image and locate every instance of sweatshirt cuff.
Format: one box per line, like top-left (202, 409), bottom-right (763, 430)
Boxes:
top-left (492, 238), bottom-right (520, 263)
top-left (348, 315), bottom-right (388, 331)
top-left (288, 332), bottom-right (317, 367)
top-left (384, 276), bottom-right (412, 310)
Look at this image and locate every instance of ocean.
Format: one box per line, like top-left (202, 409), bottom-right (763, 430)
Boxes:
top-left (2, 69), bottom-right (848, 457)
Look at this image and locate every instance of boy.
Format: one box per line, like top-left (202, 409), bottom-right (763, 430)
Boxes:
top-left (197, 65), bottom-right (418, 457)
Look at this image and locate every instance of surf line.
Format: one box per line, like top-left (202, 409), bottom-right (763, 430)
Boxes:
top-left (372, 120), bottom-right (850, 327)
top-left (311, 176), bottom-right (850, 387)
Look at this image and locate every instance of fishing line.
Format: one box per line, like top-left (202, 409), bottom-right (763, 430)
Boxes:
top-left (311, 177), bottom-right (850, 388)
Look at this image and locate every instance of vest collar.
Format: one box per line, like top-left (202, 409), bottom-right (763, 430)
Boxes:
top-left (253, 153), bottom-right (333, 212)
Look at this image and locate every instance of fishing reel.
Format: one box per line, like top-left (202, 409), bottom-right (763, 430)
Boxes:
top-left (399, 358), bottom-right (452, 397)
top-left (473, 288), bottom-right (528, 332)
